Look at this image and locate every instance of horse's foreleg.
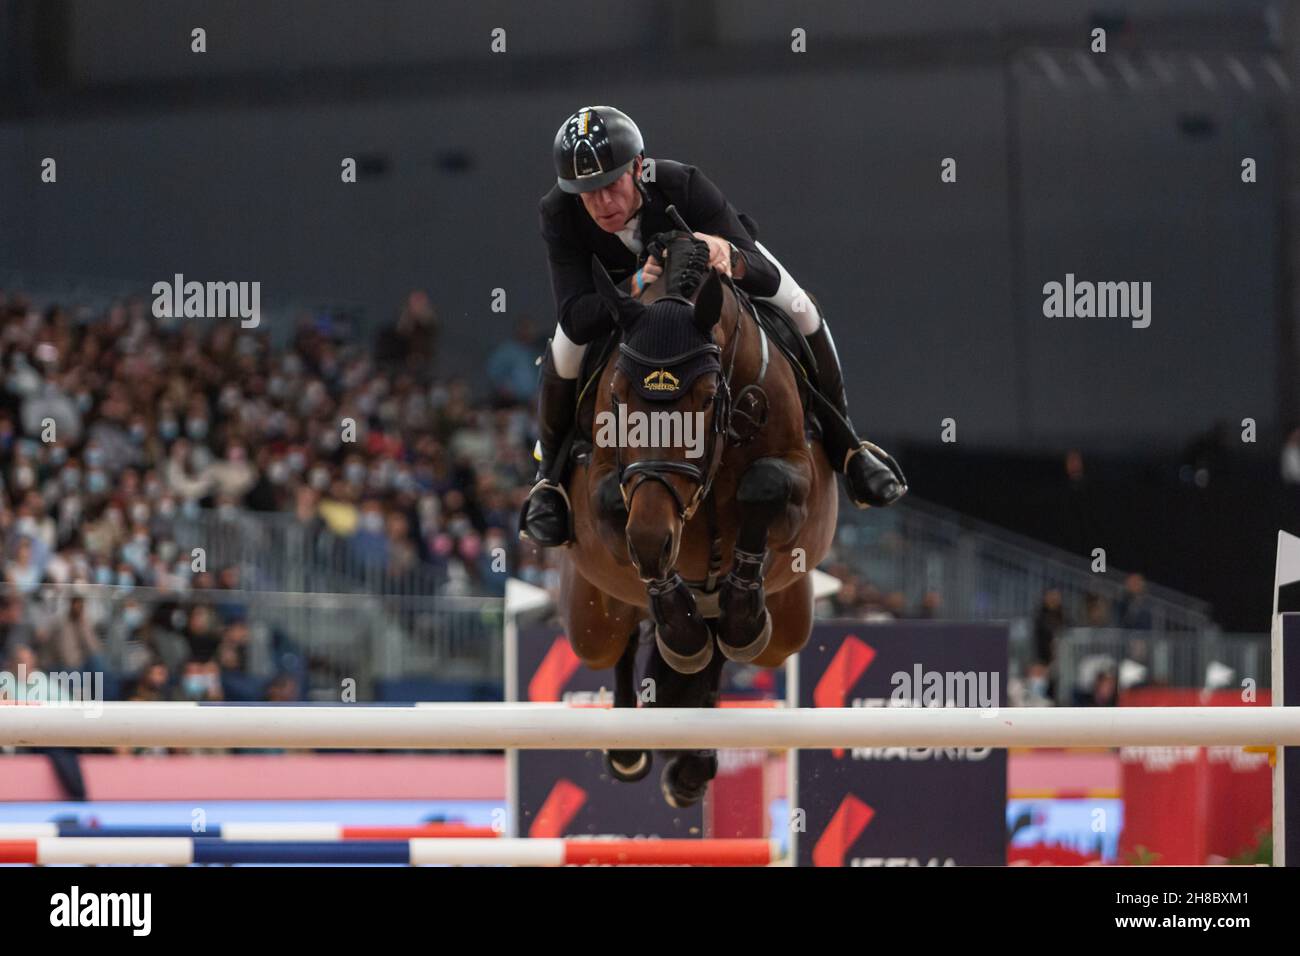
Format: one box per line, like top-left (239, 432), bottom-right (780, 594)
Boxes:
top-left (717, 456), bottom-right (809, 663)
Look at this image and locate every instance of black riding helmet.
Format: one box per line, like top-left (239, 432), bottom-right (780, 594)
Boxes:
top-left (553, 106), bottom-right (644, 194)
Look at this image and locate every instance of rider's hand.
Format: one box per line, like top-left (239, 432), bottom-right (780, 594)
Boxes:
top-left (693, 233), bottom-right (733, 277)
top-left (632, 255), bottom-right (663, 297)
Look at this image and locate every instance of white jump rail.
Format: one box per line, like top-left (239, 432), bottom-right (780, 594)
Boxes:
top-left (2, 703), bottom-right (1299, 750)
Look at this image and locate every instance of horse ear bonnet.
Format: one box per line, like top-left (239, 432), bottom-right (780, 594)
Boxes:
top-left (616, 298), bottom-right (721, 403)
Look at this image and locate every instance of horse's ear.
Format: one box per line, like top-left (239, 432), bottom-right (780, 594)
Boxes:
top-left (591, 255), bottom-right (622, 307)
top-left (591, 255), bottom-right (645, 329)
top-left (692, 269), bottom-right (724, 332)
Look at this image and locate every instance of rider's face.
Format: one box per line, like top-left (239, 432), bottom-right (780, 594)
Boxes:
top-left (579, 166), bottom-right (640, 234)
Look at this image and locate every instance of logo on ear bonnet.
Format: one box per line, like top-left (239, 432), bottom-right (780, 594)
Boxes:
top-left (643, 369), bottom-right (680, 393)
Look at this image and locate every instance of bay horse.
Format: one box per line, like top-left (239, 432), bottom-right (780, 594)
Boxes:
top-left (557, 231), bottom-right (837, 807)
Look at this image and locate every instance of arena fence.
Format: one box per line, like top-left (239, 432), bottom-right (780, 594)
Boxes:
top-left (836, 496), bottom-right (1216, 642)
top-left (1056, 628), bottom-right (1271, 702)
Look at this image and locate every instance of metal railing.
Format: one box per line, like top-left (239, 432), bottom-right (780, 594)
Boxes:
top-left (163, 510), bottom-right (504, 692)
top-left (173, 510), bottom-right (455, 599)
top-left (1055, 628), bottom-right (1270, 704)
top-left (13, 582), bottom-right (502, 702)
top-left (831, 496), bottom-right (1215, 641)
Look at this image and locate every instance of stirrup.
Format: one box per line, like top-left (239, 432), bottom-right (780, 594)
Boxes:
top-left (519, 477), bottom-right (574, 544)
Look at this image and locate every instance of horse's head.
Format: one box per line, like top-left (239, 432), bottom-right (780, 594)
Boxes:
top-left (591, 235), bottom-right (734, 581)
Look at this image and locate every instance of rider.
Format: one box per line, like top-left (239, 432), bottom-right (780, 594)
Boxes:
top-left (521, 105), bottom-right (906, 547)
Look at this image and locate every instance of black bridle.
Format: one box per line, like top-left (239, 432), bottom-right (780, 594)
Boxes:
top-left (611, 294), bottom-right (743, 523)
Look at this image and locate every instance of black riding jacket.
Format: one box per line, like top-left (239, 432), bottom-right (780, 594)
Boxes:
top-left (539, 159), bottom-right (780, 345)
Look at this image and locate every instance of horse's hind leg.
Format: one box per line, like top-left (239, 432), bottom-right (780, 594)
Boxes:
top-left (605, 626), bottom-right (652, 783)
top-left (717, 456), bottom-right (808, 663)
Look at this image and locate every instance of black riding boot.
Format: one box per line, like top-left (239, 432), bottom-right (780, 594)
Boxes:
top-left (519, 350), bottom-right (578, 546)
top-left (804, 317), bottom-right (908, 508)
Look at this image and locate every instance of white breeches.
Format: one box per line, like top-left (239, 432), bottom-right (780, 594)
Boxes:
top-left (751, 240), bottom-right (823, 336)
top-left (548, 241), bottom-right (821, 380)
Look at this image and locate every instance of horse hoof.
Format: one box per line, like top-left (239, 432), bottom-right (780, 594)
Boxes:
top-left (660, 753), bottom-right (718, 809)
top-left (717, 608), bottom-right (772, 664)
top-left (605, 749), bottom-right (652, 783)
top-left (655, 627), bottom-right (714, 675)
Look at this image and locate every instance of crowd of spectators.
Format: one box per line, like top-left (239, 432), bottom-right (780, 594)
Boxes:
top-left (0, 285), bottom-right (551, 706)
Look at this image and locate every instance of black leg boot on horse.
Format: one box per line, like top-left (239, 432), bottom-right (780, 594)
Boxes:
top-left (643, 636), bottom-right (725, 809)
top-left (717, 457), bottom-right (803, 663)
top-left (519, 349), bottom-right (578, 547)
top-left (803, 314), bottom-right (909, 508)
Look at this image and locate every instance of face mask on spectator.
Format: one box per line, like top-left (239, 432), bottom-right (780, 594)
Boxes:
top-left (85, 447), bottom-right (104, 468)
top-left (76, 393), bottom-right (93, 412)
top-left (158, 540), bottom-right (177, 562)
top-left (182, 674), bottom-right (212, 699)
top-left (87, 471), bottom-right (108, 494)
top-left (129, 423), bottom-right (147, 443)
top-left (14, 466), bottom-right (34, 489)
top-left (182, 499), bottom-right (201, 519)
top-left (287, 450), bottom-right (306, 472)
top-left (309, 467), bottom-right (330, 490)
top-left (49, 447), bottom-right (67, 466)
top-left (131, 503), bottom-right (150, 524)
top-left (190, 447), bottom-right (212, 470)
top-left (187, 418), bottom-right (209, 440)
top-left (16, 516), bottom-right (37, 537)
top-left (117, 570), bottom-right (135, 587)
top-left (362, 512), bottom-right (384, 533)
top-left (95, 566), bottom-right (113, 585)
top-left (159, 418), bottom-right (179, 441)
top-left (61, 468), bottom-right (81, 490)
top-left (157, 498), bottom-right (177, 518)
top-left (268, 375), bottom-right (286, 398)
top-left (345, 463), bottom-right (366, 485)
top-left (123, 606), bottom-right (145, 630)
top-left (268, 461), bottom-right (289, 484)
